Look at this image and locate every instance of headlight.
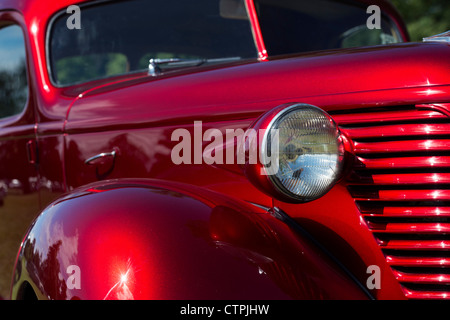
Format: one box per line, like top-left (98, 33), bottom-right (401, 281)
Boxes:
top-left (244, 103), bottom-right (345, 203)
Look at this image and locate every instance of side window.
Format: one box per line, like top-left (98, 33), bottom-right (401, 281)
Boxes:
top-left (0, 24), bottom-right (28, 119)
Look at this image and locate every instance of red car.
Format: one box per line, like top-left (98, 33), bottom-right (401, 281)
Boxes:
top-left (0, 0), bottom-right (449, 300)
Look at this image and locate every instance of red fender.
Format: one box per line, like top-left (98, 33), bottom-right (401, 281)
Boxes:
top-left (11, 179), bottom-right (369, 300)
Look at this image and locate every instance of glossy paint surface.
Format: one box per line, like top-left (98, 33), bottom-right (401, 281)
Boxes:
top-left (64, 43), bottom-right (450, 132)
top-left (336, 104), bottom-right (450, 299)
top-left (12, 180), bottom-right (369, 300)
top-left (0, 0), bottom-right (448, 300)
top-left (0, 10), bottom-right (40, 299)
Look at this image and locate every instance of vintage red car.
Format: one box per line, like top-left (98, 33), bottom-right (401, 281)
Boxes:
top-left (0, 0), bottom-right (449, 300)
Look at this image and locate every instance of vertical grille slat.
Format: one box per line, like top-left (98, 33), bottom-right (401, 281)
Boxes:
top-left (334, 104), bottom-right (450, 299)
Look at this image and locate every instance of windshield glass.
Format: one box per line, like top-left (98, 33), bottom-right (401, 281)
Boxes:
top-left (49, 0), bottom-right (403, 86)
top-left (49, 0), bottom-right (257, 86)
top-left (254, 0), bottom-right (402, 56)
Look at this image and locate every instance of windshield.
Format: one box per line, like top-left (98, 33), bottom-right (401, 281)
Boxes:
top-left (49, 0), bottom-right (257, 86)
top-left (49, 0), bottom-right (403, 86)
top-left (254, 0), bottom-right (402, 56)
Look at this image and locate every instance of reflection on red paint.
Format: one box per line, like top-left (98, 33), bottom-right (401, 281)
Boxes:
top-left (104, 264), bottom-right (134, 300)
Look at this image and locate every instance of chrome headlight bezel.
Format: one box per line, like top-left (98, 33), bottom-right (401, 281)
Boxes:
top-left (244, 103), bottom-right (345, 203)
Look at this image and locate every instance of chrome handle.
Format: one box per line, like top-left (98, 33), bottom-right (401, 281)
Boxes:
top-left (84, 149), bottom-right (117, 165)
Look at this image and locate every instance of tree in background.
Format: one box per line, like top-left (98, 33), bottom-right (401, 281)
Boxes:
top-left (391, 0), bottom-right (450, 41)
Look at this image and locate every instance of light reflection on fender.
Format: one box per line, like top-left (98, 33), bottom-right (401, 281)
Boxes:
top-left (11, 180), bottom-right (369, 300)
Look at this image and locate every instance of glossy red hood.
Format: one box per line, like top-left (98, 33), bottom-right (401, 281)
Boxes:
top-left (66, 42), bottom-right (450, 130)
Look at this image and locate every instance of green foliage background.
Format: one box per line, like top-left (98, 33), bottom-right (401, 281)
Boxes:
top-left (390, 0), bottom-right (450, 41)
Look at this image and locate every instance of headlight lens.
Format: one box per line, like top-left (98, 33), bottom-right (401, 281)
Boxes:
top-left (260, 104), bottom-right (344, 202)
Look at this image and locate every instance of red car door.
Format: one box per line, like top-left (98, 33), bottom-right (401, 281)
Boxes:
top-left (0, 14), bottom-right (40, 299)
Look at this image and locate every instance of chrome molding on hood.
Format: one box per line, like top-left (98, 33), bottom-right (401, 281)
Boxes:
top-left (423, 30), bottom-right (450, 43)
